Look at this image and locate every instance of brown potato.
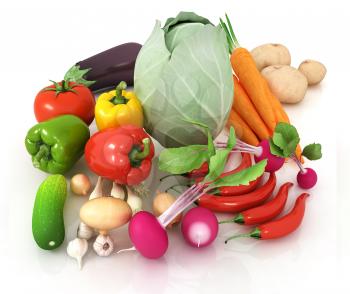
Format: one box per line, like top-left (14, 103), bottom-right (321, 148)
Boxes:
top-left (251, 43), bottom-right (291, 71)
top-left (80, 197), bottom-right (132, 231)
top-left (298, 59), bottom-right (326, 85)
top-left (262, 65), bottom-right (308, 104)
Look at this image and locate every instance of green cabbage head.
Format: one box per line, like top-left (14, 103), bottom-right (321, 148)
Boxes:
top-left (134, 12), bottom-right (233, 147)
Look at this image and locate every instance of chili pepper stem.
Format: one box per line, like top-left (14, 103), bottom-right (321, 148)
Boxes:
top-left (225, 227), bottom-right (261, 243)
top-left (218, 218), bottom-right (236, 225)
top-left (234, 213), bottom-right (245, 224)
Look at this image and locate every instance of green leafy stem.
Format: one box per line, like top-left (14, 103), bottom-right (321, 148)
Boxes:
top-left (269, 122), bottom-right (322, 162)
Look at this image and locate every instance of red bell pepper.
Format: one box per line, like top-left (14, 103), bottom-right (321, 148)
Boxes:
top-left (85, 125), bottom-right (154, 185)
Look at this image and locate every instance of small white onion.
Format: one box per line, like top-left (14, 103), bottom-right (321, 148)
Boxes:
top-left (70, 174), bottom-right (92, 196)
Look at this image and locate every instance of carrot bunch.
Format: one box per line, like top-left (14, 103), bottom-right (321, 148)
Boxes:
top-left (221, 15), bottom-right (302, 160)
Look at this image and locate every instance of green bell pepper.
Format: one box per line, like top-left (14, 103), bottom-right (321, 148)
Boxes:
top-left (25, 115), bottom-right (90, 174)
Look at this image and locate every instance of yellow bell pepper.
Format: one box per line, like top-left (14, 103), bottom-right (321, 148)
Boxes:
top-left (95, 81), bottom-right (143, 130)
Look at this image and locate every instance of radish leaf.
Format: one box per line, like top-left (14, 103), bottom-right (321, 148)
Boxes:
top-left (159, 145), bottom-right (208, 174)
top-left (209, 160), bottom-right (267, 189)
top-left (226, 127), bottom-right (236, 150)
top-left (272, 122), bottom-right (300, 157)
top-left (302, 143), bottom-right (322, 160)
top-left (204, 149), bottom-right (230, 183)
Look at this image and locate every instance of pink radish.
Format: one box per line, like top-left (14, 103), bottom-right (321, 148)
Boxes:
top-left (290, 153), bottom-right (318, 189)
top-left (181, 207), bottom-right (218, 248)
top-left (254, 140), bottom-right (284, 172)
top-left (216, 138), bottom-right (284, 172)
top-left (128, 211), bottom-right (168, 259)
top-left (297, 167), bottom-right (318, 189)
top-left (125, 184), bottom-right (208, 259)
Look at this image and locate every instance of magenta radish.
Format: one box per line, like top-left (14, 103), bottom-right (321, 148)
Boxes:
top-left (181, 207), bottom-right (218, 248)
top-left (291, 153), bottom-right (318, 189)
top-left (267, 122), bottom-right (321, 189)
top-left (216, 138), bottom-right (284, 172)
top-left (128, 211), bottom-right (168, 259)
top-left (254, 140), bottom-right (285, 172)
top-left (123, 184), bottom-right (207, 259)
top-left (297, 168), bottom-right (317, 189)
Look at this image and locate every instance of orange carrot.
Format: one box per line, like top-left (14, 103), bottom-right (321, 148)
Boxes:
top-left (262, 78), bottom-right (290, 123)
top-left (233, 75), bottom-right (270, 141)
top-left (227, 110), bottom-right (259, 146)
top-left (220, 15), bottom-right (303, 161)
top-left (230, 47), bottom-right (276, 132)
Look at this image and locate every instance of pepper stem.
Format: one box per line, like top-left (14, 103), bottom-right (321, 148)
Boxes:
top-left (132, 138), bottom-right (150, 161)
top-left (33, 145), bottom-right (50, 168)
top-left (224, 227), bottom-right (261, 243)
top-left (218, 218), bottom-right (236, 225)
top-left (110, 81), bottom-right (127, 105)
top-left (234, 213), bottom-right (245, 224)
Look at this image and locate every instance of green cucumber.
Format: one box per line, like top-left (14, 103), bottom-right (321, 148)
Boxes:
top-left (32, 175), bottom-right (67, 250)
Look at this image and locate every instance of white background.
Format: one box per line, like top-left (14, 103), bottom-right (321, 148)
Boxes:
top-left (1, 0), bottom-right (349, 293)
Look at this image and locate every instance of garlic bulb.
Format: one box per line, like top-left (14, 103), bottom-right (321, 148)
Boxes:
top-left (67, 238), bottom-right (88, 270)
top-left (77, 222), bottom-right (95, 240)
top-left (93, 234), bottom-right (114, 257)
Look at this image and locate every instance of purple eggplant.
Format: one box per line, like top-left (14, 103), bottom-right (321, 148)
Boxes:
top-left (64, 42), bottom-right (142, 92)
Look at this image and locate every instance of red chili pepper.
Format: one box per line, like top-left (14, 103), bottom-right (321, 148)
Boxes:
top-left (194, 153), bottom-right (252, 187)
top-left (218, 176), bottom-right (261, 196)
top-left (186, 162), bottom-right (209, 178)
top-left (188, 152), bottom-right (251, 179)
top-left (85, 125), bottom-right (154, 185)
top-left (225, 192), bottom-right (309, 243)
top-left (217, 153), bottom-right (262, 196)
top-left (220, 182), bottom-right (293, 226)
top-left (197, 173), bottom-right (276, 213)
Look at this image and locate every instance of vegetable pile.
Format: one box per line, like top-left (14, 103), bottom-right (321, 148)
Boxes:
top-left (25, 11), bottom-right (324, 270)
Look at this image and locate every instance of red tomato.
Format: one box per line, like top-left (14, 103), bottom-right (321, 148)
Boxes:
top-left (34, 81), bottom-right (95, 125)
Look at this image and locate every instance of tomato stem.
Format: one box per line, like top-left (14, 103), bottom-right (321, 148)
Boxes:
top-left (43, 80), bottom-right (77, 96)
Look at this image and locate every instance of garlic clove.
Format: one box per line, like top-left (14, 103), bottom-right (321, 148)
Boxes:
top-left (127, 194), bottom-right (143, 215)
top-left (111, 182), bottom-right (125, 199)
top-left (93, 234), bottom-right (114, 257)
top-left (77, 222), bottom-right (96, 240)
top-left (67, 238), bottom-right (88, 270)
